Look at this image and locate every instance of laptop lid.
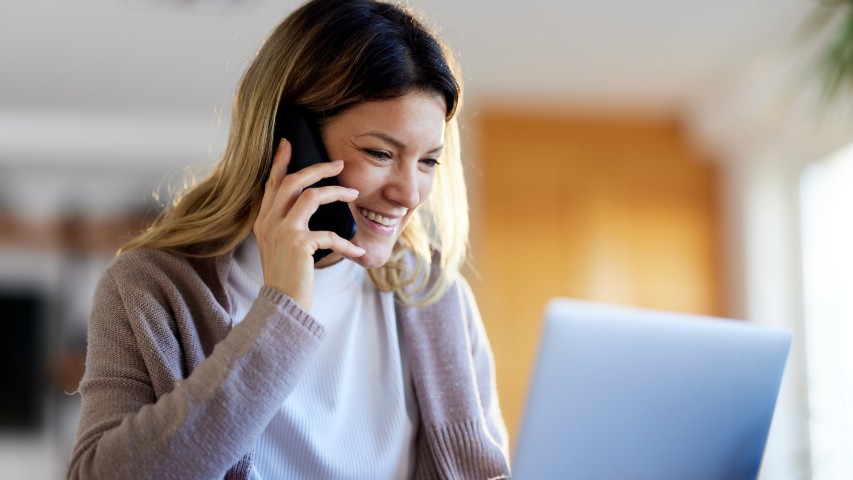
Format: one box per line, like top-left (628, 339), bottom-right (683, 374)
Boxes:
top-left (512, 299), bottom-right (792, 480)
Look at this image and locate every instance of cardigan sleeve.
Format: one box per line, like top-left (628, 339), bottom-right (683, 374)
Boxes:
top-left (459, 277), bottom-right (511, 464)
top-left (67, 270), bottom-right (324, 480)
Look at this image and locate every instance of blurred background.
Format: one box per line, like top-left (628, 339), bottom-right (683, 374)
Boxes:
top-left (2, 0), bottom-right (852, 478)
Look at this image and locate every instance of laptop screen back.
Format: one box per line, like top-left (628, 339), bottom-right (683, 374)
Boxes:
top-left (512, 299), bottom-right (791, 480)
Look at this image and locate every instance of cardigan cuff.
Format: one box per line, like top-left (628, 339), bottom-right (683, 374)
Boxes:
top-left (259, 285), bottom-right (325, 340)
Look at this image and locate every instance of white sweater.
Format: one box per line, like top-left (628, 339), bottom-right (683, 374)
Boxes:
top-left (228, 236), bottom-right (417, 479)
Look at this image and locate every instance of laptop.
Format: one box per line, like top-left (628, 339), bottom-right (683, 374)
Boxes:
top-left (512, 299), bottom-right (792, 480)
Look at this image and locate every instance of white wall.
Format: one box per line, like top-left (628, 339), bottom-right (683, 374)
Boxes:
top-left (687, 41), bottom-right (853, 477)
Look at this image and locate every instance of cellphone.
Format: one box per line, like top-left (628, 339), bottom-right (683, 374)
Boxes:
top-left (273, 104), bottom-right (357, 263)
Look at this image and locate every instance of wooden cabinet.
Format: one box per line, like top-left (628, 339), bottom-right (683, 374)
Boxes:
top-left (466, 107), bottom-right (723, 445)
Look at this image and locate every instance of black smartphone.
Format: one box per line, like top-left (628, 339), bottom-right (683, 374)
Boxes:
top-left (273, 104), bottom-right (357, 263)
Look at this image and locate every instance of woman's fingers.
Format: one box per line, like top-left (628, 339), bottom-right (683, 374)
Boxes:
top-left (257, 139), bottom-right (292, 222)
top-left (286, 159), bottom-right (346, 191)
top-left (286, 185), bottom-right (359, 228)
top-left (269, 139), bottom-right (293, 186)
top-left (257, 141), bottom-right (345, 229)
top-left (271, 159), bottom-right (346, 216)
top-left (305, 230), bottom-right (366, 259)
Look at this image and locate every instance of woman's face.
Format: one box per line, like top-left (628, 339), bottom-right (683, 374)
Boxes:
top-left (316, 90), bottom-right (447, 269)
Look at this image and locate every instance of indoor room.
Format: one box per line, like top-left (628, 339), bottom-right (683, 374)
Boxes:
top-left (2, 0), bottom-right (851, 478)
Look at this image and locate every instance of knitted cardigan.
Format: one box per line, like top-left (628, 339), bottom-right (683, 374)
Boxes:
top-left (67, 247), bottom-right (510, 479)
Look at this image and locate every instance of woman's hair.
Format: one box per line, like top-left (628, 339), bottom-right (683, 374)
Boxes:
top-left (122, 0), bottom-right (467, 306)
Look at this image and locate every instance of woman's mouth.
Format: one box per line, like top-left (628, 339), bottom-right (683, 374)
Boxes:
top-left (357, 207), bottom-right (400, 227)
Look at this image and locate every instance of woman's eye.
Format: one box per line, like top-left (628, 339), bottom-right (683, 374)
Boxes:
top-left (364, 149), bottom-right (392, 160)
top-left (421, 158), bottom-right (440, 168)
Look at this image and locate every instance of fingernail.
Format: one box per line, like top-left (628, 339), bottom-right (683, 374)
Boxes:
top-left (278, 138), bottom-right (288, 148)
top-left (354, 247), bottom-right (366, 255)
top-left (347, 188), bottom-right (359, 195)
top-left (333, 159), bottom-right (344, 165)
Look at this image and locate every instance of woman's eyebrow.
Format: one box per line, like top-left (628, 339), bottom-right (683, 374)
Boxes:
top-left (355, 131), bottom-right (444, 154)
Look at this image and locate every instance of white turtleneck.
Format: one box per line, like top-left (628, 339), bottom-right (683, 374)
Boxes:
top-left (227, 236), bottom-right (418, 480)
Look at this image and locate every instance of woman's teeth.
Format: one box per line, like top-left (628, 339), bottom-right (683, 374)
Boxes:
top-left (358, 208), bottom-right (398, 226)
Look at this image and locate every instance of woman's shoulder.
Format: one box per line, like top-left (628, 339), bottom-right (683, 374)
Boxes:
top-left (101, 247), bottom-right (223, 295)
top-left (106, 247), bottom-right (192, 278)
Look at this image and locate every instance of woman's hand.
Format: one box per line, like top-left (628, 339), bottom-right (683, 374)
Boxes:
top-left (253, 139), bottom-right (365, 311)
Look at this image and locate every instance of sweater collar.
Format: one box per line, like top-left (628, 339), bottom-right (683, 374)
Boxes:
top-left (186, 249), bottom-right (236, 317)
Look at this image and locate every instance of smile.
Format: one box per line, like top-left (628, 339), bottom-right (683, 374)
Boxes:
top-left (357, 207), bottom-right (400, 227)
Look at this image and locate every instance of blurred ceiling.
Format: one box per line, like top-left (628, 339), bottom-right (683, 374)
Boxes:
top-left (0, 0), bottom-right (827, 181)
top-left (0, 0), bottom-right (812, 112)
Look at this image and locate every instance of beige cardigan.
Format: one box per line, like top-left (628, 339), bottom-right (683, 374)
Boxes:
top-left (67, 247), bottom-right (510, 479)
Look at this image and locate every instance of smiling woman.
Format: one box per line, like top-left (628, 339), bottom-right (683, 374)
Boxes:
top-left (65, 1), bottom-right (509, 479)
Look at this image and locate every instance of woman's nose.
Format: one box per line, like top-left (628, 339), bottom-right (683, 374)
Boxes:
top-left (386, 166), bottom-right (420, 209)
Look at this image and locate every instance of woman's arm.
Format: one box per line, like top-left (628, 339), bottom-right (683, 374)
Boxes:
top-left (459, 277), bottom-right (510, 458)
top-left (67, 272), bottom-right (324, 480)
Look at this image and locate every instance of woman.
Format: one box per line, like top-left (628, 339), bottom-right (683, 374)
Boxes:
top-left (67, 0), bottom-right (509, 478)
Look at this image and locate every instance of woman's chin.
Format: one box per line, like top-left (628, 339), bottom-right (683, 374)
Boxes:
top-left (350, 247), bottom-right (392, 270)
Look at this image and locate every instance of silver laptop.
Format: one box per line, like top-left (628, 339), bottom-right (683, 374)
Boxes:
top-left (512, 299), bottom-right (792, 480)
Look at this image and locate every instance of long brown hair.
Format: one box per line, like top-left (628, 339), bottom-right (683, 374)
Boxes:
top-left (122, 0), bottom-right (468, 306)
